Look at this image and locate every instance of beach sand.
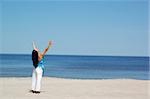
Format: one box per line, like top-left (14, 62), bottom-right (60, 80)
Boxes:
top-left (0, 77), bottom-right (149, 99)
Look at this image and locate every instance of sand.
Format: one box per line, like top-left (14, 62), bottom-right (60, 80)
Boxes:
top-left (0, 77), bottom-right (149, 99)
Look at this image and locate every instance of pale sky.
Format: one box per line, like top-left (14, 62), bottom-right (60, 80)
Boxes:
top-left (0, 0), bottom-right (149, 56)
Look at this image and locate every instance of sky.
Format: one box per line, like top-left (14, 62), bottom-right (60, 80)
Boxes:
top-left (0, 0), bottom-right (149, 56)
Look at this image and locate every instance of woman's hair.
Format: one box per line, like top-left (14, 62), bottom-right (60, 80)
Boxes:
top-left (32, 50), bottom-right (38, 68)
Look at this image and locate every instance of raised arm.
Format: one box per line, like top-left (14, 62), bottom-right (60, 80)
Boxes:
top-left (42, 41), bottom-right (51, 56)
top-left (32, 41), bottom-right (39, 51)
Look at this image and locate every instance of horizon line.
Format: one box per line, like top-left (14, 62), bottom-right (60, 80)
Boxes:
top-left (0, 53), bottom-right (149, 58)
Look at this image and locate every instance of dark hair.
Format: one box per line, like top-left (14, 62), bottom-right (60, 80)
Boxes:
top-left (32, 50), bottom-right (38, 68)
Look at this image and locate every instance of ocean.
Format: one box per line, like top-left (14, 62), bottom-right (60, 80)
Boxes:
top-left (0, 54), bottom-right (149, 80)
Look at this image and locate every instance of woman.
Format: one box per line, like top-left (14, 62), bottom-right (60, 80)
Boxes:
top-left (31, 41), bottom-right (51, 94)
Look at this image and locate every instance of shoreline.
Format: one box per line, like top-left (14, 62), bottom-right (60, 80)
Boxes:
top-left (0, 77), bottom-right (149, 99)
top-left (0, 76), bottom-right (149, 80)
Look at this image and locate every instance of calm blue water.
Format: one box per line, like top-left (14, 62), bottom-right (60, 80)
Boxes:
top-left (0, 54), bottom-right (149, 80)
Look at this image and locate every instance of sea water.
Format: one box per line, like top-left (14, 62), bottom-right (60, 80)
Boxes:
top-left (0, 54), bottom-right (149, 80)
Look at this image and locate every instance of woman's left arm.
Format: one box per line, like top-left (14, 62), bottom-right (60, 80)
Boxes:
top-left (32, 41), bottom-right (39, 51)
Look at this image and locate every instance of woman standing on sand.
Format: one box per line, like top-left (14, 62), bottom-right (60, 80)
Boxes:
top-left (31, 41), bottom-right (51, 94)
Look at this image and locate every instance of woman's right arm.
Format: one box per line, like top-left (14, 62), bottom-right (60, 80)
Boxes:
top-left (42, 41), bottom-right (51, 56)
